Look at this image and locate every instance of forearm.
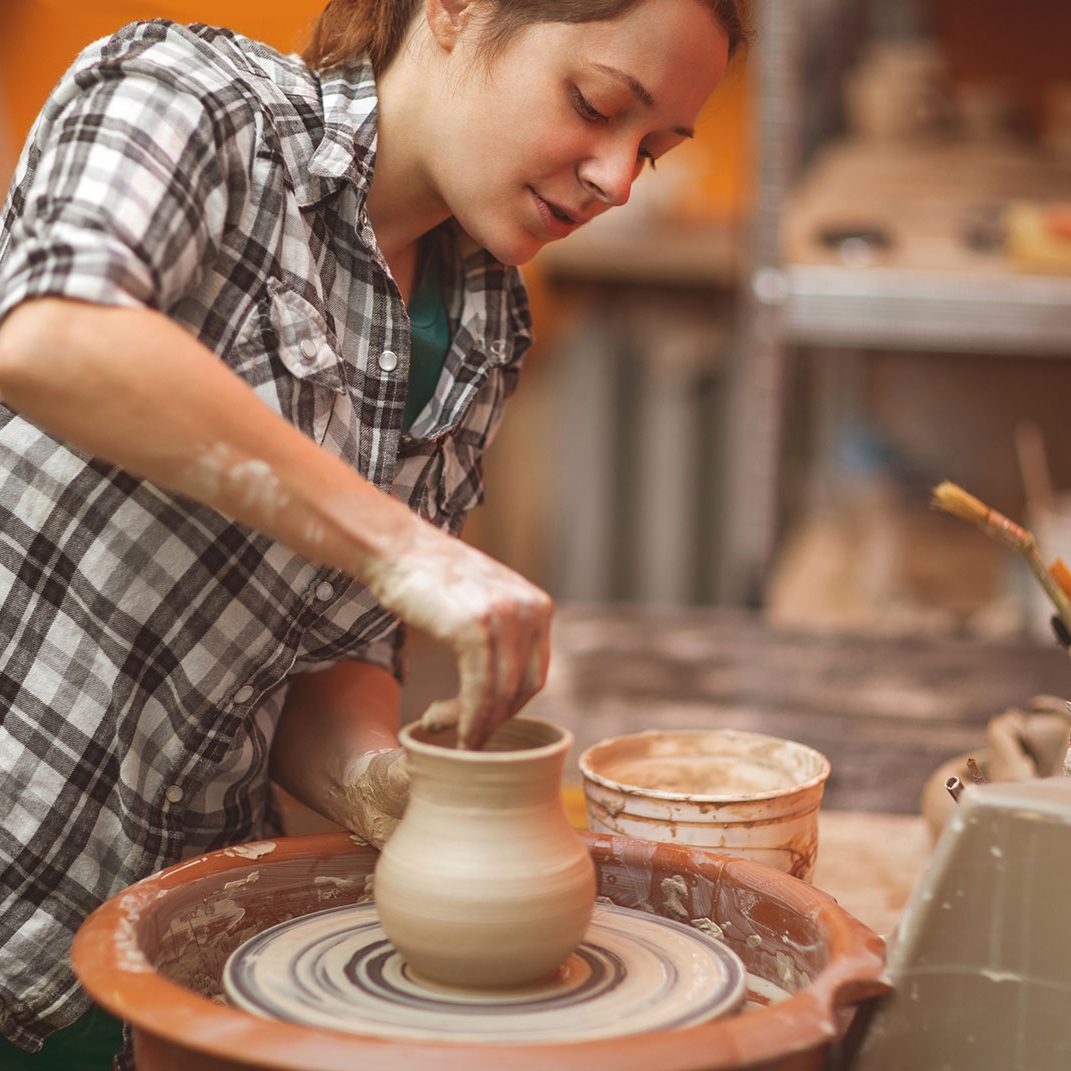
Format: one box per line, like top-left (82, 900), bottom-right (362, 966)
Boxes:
top-left (0, 297), bottom-right (553, 752)
top-left (269, 660), bottom-right (402, 828)
top-left (0, 297), bottom-right (420, 579)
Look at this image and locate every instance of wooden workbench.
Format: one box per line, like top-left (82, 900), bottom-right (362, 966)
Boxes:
top-left (396, 605), bottom-right (1070, 935)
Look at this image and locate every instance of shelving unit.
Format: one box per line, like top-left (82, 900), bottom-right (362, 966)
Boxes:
top-left (722, 0), bottom-right (1071, 602)
top-left (532, 218), bottom-right (739, 605)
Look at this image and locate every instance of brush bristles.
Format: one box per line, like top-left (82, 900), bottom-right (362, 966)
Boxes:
top-left (932, 481), bottom-right (988, 525)
top-left (930, 479), bottom-right (1071, 633)
top-left (931, 481), bottom-right (1032, 551)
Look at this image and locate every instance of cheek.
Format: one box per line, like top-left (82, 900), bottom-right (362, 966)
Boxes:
top-left (479, 90), bottom-right (588, 181)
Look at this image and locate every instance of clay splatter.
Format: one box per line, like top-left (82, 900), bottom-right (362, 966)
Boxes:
top-left (224, 841), bottom-right (276, 860)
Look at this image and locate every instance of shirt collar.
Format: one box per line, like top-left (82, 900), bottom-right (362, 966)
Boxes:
top-left (264, 57), bottom-right (379, 212)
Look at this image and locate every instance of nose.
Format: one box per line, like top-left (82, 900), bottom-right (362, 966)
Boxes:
top-left (577, 143), bottom-right (638, 208)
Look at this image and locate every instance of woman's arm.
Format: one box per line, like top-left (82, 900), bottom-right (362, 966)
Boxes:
top-left (269, 660), bottom-right (407, 845)
top-left (0, 297), bottom-right (550, 747)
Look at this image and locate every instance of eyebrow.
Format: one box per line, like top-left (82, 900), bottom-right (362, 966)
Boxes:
top-left (591, 63), bottom-right (695, 138)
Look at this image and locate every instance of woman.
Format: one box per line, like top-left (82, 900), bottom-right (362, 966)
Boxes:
top-left (0, 0), bottom-right (744, 1063)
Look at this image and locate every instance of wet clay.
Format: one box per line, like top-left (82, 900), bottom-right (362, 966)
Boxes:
top-left (374, 718), bottom-right (596, 987)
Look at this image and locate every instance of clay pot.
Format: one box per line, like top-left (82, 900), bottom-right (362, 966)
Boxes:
top-left (375, 717), bottom-right (596, 987)
top-left (919, 748), bottom-right (989, 842)
top-left (73, 832), bottom-right (889, 1071)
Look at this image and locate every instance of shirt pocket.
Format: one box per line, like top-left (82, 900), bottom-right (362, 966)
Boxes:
top-left (226, 281), bottom-right (346, 446)
top-left (437, 437), bottom-right (486, 528)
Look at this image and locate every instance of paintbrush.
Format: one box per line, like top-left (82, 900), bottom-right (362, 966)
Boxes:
top-left (931, 481), bottom-right (1071, 637)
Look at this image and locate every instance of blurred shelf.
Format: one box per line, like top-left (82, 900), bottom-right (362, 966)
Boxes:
top-left (785, 263), bottom-right (1071, 354)
top-left (782, 137), bottom-right (1071, 355)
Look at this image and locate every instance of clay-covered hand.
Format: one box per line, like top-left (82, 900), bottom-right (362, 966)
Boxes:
top-left (364, 522), bottom-right (553, 750)
top-left (335, 748), bottom-right (410, 849)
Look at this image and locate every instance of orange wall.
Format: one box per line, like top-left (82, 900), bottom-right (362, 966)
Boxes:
top-left (0, 1), bottom-right (323, 183)
top-left (0, 2), bottom-right (751, 221)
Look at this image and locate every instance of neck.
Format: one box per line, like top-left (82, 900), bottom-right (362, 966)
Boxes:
top-left (366, 27), bottom-right (452, 269)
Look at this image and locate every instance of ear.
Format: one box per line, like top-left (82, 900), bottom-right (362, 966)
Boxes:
top-left (424, 0), bottom-right (482, 52)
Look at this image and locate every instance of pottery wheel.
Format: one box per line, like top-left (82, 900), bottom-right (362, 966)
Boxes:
top-left (223, 902), bottom-right (748, 1043)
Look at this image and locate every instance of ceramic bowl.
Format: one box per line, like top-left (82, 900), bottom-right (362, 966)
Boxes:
top-left (580, 729), bottom-right (831, 879)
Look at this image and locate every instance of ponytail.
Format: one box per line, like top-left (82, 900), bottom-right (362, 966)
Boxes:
top-left (302, 0), bottom-right (419, 73)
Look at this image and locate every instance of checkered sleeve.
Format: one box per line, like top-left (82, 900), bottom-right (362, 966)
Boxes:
top-left (349, 624), bottom-right (408, 683)
top-left (0, 60), bottom-right (242, 326)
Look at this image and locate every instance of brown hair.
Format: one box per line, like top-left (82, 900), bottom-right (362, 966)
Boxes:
top-left (303, 0), bottom-right (749, 75)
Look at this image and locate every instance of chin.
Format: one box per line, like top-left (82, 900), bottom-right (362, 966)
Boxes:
top-left (454, 213), bottom-right (546, 267)
top-left (490, 243), bottom-right (542, 267)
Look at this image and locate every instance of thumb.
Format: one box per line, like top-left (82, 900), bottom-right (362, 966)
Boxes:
top-left (385, 750), bottom-right (409, 796)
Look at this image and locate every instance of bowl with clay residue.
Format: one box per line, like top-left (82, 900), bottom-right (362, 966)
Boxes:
top-left (73, 830), bottom-right (887, 1071)
top-left (579, 729), bottom-right (831, 880)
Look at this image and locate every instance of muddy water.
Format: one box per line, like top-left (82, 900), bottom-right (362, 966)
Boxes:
top-left (604, 755), bottom-right (797, 796)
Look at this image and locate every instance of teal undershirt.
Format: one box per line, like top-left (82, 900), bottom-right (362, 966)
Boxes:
top-left (0, 1005), bottom-right (125, 1070)
top-left (401, 246), bottom-right (450, 434)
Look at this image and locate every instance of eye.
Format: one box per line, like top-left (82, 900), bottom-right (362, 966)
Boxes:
top-left (638, 148), bottom-right (658, 172)
top-left (570, 86), bottom-right (608, 124)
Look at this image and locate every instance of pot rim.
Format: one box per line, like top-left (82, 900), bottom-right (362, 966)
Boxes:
top-left (578, 728), bottom-right (832, 803)
top-left (402, 715), bottom-right (573, 762)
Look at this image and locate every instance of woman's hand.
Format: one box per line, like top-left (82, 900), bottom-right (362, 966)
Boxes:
top-left (336, 747), bottom-right (410, 847)
top-left (364, 522), bottom-right (552, 749)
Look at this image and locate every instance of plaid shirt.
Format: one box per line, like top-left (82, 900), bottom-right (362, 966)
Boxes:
top-left (0, 20), bottom-right (531, 1051)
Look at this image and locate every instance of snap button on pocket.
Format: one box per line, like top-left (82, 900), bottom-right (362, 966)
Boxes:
top-left (379, 350), bottom-right (399, 372)
top-left (266, 282), bottom-right (345, 395)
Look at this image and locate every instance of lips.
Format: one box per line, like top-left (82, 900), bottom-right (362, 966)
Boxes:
top-left (544, 198), bottom-right (578, 224)
top-left (530, 188), bottom-right (584, 237)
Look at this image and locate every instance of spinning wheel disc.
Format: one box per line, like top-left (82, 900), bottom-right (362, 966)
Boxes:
top-left (223, 902), bottom-right (748, 1043)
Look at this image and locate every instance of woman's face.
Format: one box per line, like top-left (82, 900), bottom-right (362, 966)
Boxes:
top-left (426, 0), bottom-right (730, 265)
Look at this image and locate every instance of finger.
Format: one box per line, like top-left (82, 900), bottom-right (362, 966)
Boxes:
top-left (511, 607), bottom-right (552, 712)
top-left (419, 697), bottom-right (462, 732)
top-left (366, 812), bottom-right (402, 850)
top-left (473, 610), bottom-right (540, 744)
top-left (420, 637), bottom-right (495, 749)
top-left (455, 633), bottom-right (500, 750)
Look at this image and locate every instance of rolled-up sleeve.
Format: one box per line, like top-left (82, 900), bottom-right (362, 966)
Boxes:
top-left (0, 61), bottom-right (240, 325)
top-left (350, 624), bottom-right (409, 683)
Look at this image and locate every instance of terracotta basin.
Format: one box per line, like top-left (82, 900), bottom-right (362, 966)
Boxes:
top-left (73, 832), bottom-right (889, 1071)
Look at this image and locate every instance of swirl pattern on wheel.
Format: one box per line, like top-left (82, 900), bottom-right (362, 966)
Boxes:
top-left (224, 902), bottom-right (747, 1043)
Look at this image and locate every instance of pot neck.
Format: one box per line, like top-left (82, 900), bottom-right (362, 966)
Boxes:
top-left (406, 747), bottom-right (566, 808)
